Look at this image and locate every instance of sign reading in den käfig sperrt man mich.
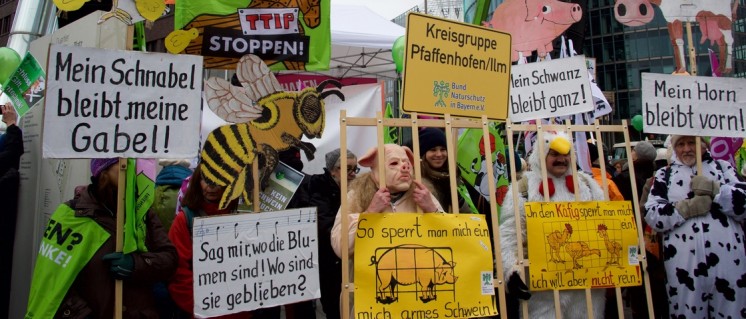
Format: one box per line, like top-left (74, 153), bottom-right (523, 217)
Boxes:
top-left (401, 13), bottom-right (511, 120)
top-left (43, 44), bottom-right (203, 159)
top-left (642, 73), bottom-right (746, 138)
top-left (508, 55), bottom-right (594, 123)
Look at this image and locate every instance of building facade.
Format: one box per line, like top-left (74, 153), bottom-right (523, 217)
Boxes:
top-left (0, 0), bottom-right (17, 46)
top-left (583, 0), bottom-right (746, 121)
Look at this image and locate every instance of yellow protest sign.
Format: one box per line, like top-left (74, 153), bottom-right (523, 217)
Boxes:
top-left (524, 201), bottom-right (642, 291)
top-left (401, 13), bottom-right (511, 120)
top-left (354, 213), bottom-right (497, 318)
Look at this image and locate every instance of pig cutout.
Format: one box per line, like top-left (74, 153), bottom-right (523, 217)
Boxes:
top-left (613, 0), bottom-right (735, 74)
top-left (484, 0), bottom-right (583, 61)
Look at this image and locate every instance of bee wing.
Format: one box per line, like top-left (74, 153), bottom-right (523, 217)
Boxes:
top-left (236, 54), bottom-right (283, 100)
top-left (204, 77), bottom-right (263, 124)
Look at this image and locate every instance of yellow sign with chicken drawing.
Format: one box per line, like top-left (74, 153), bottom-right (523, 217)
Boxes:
top-left (524, 201), bottom-right (642, 291)
top-left (354, 213), bottom-right (497, 319)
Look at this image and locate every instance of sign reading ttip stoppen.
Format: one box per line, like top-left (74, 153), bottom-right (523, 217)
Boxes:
top-left (401, 13), bottom-right (512, 120)
top-left (641, 73), bottom-right (746, 138)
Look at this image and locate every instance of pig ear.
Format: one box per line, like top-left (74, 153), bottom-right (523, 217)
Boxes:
top-left (402, 146), bottom-right (415, 165)
top-left (358, 146), bottom-right (379, 168)
top-left (525, 0), bottom-right (541, 20)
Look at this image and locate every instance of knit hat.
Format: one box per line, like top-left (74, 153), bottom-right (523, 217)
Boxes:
top-left (158, 158), bottom-right (191, 168)
top-left (90, 158), bottom-right (119, 178)
top-left (418, 128), bottom-right (447, 157)
top-left (669, 135), bottom-right (710, 149)
top-left (634, 141), bottom-right (657, 162)
top-left (325, 148), bottom-right (356, 171)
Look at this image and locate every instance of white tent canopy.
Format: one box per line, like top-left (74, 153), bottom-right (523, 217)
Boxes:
top-left (311, 4), bottom-right (405, 80)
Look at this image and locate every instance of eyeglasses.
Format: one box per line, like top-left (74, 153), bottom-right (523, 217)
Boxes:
top-left (336, 165), bottom-right (360, 174)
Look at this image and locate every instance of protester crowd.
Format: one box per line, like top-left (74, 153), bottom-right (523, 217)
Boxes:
top-left (4, 97), bottom-right (744, 319)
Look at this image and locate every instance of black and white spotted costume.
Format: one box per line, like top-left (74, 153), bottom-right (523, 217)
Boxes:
top-left (644, 151), bottom-right (746, 318)
top-left (500, 133), bottom-right (606, 319)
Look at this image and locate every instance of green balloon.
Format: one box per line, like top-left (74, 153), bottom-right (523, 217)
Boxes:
top-left (0, 47), bottom-right (21, 85)
top-left (631, 114), bottom-right (644, 131)
top-left (392, 36), bottom-right (405, 73)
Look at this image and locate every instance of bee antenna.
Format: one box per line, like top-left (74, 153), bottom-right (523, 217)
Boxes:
top-left (316, 79), bottom-right (343, 92)
top-left (320, 89), bottom-right (345, 101)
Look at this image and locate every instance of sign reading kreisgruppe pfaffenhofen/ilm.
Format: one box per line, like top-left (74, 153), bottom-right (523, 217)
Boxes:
top-left (43, 44), bottom-right (203, 159)
top-left (642, 73), bottom-right (746, 138)
top-left (402, 13), bottom-right (511, 120)
top-left (508, 55), bottom-right (594, 123)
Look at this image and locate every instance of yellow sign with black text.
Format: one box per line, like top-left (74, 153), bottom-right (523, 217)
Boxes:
top-left (354, 213), bottom-right (497, 319)
top-left (402, 13), bottom-right (511, 119)
top-left (525, 201), bottom-right (642, 291)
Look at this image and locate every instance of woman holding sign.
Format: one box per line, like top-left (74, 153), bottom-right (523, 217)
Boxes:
top-left (25, 158), bottom-right (177, 319)
top-left (168, 163), bottom-right (251, 318)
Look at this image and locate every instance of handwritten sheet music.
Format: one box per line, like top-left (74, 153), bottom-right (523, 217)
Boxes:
top-left (192, 207), bottom-right (319, 317)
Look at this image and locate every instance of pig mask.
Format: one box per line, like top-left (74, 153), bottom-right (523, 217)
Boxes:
top-left (358, 144), bottom-right (415, 193)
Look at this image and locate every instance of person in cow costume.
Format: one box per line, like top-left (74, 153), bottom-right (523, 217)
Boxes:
top-left (644, 135), bottom-right (746, 318)
top-left (499, 131), bottom-right (607, 318)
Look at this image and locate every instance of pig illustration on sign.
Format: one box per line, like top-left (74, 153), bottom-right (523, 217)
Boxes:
top-left (613, 0), bottom-right (735, 74)
top-left (370, 244), bottom-right (457, 304)
top-left (484, 0), bottom-right (583, 61)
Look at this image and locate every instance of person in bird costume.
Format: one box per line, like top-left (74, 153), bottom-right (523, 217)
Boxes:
top-left (499, 131), bottom-right (606, 318)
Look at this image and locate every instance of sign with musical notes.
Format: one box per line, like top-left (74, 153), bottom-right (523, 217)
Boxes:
top-left (192, 207), bottom-right (320, 317)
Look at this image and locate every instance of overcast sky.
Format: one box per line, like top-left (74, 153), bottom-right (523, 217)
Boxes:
top-left (333, 0), bottom-right (421, 19)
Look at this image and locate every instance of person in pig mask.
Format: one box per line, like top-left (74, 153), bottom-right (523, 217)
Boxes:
top-left (330, 144), bottom-right (444, 314)
top-left (331, 144), bottom-right (444, 259)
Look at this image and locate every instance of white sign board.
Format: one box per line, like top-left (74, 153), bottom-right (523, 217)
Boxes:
top-left (43, 44), bottom-right (203, 158)
top-left (508, 55), bottom-right (593, 123)
top-left (642, 73), bottom-right (746, 137)
top-left (192, 208), bottom-right (320, 317)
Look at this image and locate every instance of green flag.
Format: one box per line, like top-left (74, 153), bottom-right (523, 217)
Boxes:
top-left (123, 159), bottom-right (156, 253)
top-left (383, 102), bottom-right (398, 144)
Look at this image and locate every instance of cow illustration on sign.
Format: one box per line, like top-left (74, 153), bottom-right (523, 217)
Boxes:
top-left (613, 0), bottom-right (736, 74)
top-left (483, 0), bottom-right (583, 61)
top-left (370, 245), bottom-right (457, 304)
top-left (201, 54), bottom-right (344, 209)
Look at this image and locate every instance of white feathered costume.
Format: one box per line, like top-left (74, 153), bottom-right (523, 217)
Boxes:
top-left (499, 132), bottom-right (607, 318)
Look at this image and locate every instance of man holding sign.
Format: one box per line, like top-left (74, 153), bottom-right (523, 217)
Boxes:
top-left (644, 135), bottom-right (746, 318)
top-left (499, 132), bottom-right (607, 318)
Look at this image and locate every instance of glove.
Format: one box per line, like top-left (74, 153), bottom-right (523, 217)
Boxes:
top-left (675, 195), bottom-right (712, 219)
top-left (103, 252), bottom-right (134, 280)
top-left (507, 272), bottom-right (531, 300)
top-left (691, 176), bottom-right (720, 198)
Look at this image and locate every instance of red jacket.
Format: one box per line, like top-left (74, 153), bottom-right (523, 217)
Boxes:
top-left (168, 202), bottom-right (252, 319)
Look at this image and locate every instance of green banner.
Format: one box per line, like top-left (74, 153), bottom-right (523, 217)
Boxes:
top-left (25, 204), bottom-right (110, 319)
top-left (456, 123), bottom-right (510, 210)
top-left (174, 0), bottom-right (331, 71)
top-left (2, 52), bottom-right (45, 117)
